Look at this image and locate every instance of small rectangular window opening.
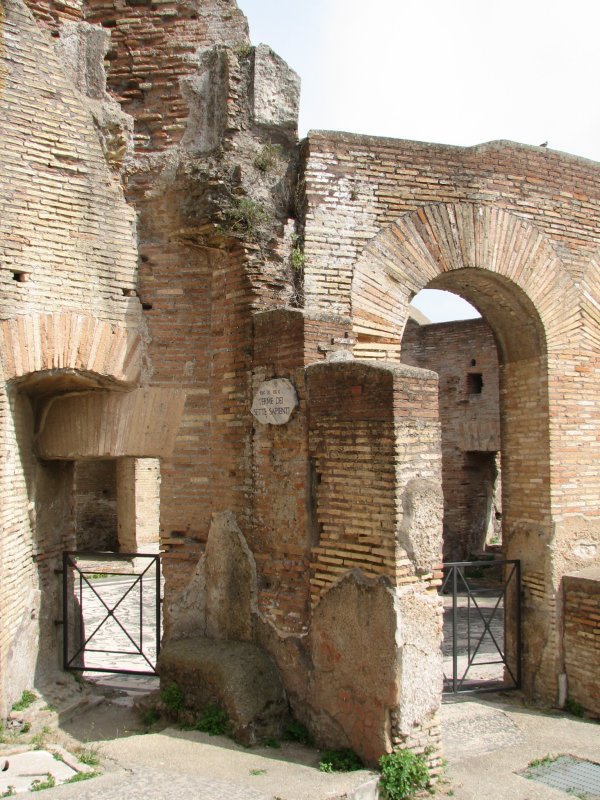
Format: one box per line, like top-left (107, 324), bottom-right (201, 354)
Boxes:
top-left (467, 372), bottom-right (483, 394)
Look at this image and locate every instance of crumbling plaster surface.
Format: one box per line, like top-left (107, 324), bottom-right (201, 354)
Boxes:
top-left (205, 511), bottom-right (258, 641)
top-left (398, 478), bottom-right (443, 575)
top-left (167, 484), bottom-right (442, 766)
top-left (57, 21), bottom-right (134, 170)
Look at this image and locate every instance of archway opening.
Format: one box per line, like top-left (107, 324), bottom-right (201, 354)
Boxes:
top-left (403, 270), bottom-right (550, 566)
top-left (3, 372), bottom-right (163, 702)
top-left (404, 286), bottom-right (500, 561)
top-left (402, 270), bottom-right (550, 694)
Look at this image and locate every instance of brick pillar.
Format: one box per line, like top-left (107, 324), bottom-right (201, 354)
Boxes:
top-left (305, 359), bottom-right (444, 768)
top-left (117, 458), bottom-right (161, 553)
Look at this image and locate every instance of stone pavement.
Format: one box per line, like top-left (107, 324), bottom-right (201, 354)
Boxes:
top-left (441, 694), bottom-right (600, 799)
top-left (35, 731), bottom-right (380, 800)
top-left (5, 674), bottom-right (599, 800)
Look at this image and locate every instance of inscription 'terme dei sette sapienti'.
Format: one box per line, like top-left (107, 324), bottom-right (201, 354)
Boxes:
top-left (251, 378), bottom-right (298, 425)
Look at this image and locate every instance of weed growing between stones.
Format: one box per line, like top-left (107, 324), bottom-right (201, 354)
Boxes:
top-left (192, 704), bottom-right (230, 736)
top-left (234, 43), bottom-right (253, 59)
top-left (290, 245), bottom-right (305, 271)
top-left (565, 698), bottom-right (585, 718)
top-left (254, 143), bottom-right (281, 173)
top-left (1, 786), bottom-right (15, 797)
top-left (30, 773), bottom-right (56, 792)
top-left (161, 683), bottom-right (185, 714)
top-left (282, 720), bottom-right (313, 747)
top-left (222, 197), bottom-right (268, 241)
top-left (378, 749), bottom-right (430, 800)
top-left (78, 745), bottom-right (100, 768)
top-left (65, 771), bottom-right (99, 784)
top-left (318, 748), bottom-right (363, 773)
top-left (11, 690), bottom-right (36, 712)
top-left (31, 726), bottom-right (50, 750)
top-left (526, 753), bottom-right (558, 769)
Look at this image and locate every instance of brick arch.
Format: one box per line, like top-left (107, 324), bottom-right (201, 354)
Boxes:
top-left (0, 312), bottom-right (142, 385)
top-left (351, 203), bottom-right (578, 363)
top-left (350, 203), bottom-right (587, 702)
top-left (581, 253), bottom-right (600, 352)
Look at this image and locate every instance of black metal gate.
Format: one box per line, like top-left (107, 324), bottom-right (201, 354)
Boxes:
top-left (62, 551), bottom-right (161, 676)
top-left (441, 559), bottom-right (521, 694)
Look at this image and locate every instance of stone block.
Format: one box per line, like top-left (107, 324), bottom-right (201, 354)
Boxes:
top-left (252, 44), bottom-right (300, 130)
top-left (158, 637), bottom-right (287, 745)
top-left (205, 511), bottom-right (257, 641)
top-left (180, 47), bottom-right (229, 153)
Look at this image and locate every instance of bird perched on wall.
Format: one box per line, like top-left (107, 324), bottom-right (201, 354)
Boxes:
top-left (539, 141), bottom-right (548, 147)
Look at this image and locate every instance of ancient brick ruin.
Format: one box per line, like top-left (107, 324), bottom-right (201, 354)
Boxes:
top-left (2, 0), bottom-right (600, 771)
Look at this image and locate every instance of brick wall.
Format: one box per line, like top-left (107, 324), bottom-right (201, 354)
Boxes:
top-left (250, 309), bottom-right (352, 632)
top-left (306, 359), bottom-right (443, 764)
top-left (116, 458), bottom-right (160, 552)
top-left (563, 569), bottom-right (600, 717)
top-left (307, 360), bottom-right (442, 600)
top-left (74, 460), bottom-right (118, 550)
top-left (302, 132), bottom-right (600, 317)
top-left (2, 0), bottom-right (140, 326)
top-left (0, 0), bottom-right (144, 713)
top-left (302, 130), bottom-right (600, 703)
top-left (83, 0), bottom-right (248, 152)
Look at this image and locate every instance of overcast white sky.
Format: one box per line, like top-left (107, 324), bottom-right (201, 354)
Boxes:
top-left (237, 0), bottom-right (600, 321)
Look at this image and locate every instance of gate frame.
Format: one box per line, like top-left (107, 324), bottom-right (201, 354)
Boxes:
top-left (441, 558), bottom-right (521, 694)
top-left (62, 550), bottom-right (161, 676)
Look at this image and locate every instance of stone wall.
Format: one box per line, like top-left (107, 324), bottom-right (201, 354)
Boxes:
top-left (402, 318), bottom-right (501, 560)
top-left (5, 0), bottom-right (600, 765)
top-left (84, 0), bottom-right (248, 152)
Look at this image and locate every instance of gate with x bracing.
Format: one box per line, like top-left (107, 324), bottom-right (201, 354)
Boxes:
top-left (62, 551), bottom-right (161, 676)
top-left (441, 559), bottom-right (521, 694)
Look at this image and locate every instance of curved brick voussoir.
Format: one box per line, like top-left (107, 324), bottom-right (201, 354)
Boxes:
top-left (352, 203), bottom-right (579, 360)
top-left (0, 312), bottom-right (142, 385)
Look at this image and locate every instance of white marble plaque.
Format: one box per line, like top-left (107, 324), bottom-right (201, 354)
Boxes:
top-left (251, 378), bottom-right (298, 426)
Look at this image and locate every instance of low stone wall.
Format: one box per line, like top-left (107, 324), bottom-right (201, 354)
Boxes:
top-left (563, 568), bottom-right (600, 717)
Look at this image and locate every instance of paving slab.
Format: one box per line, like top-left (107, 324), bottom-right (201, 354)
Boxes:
top-left (13, 731), bottom-right (378, 800)
top-left (0, 750), bottom-right (79, 795)
top-left (440, 694), bottom-right (600, 799)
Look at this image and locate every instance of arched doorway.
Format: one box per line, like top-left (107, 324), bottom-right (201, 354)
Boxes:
top-left (403, 288), bottom-right (501, 562)
top-left (350, 203), bottom-right (582, 703)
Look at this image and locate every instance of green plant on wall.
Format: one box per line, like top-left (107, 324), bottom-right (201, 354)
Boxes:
top-left (234, 43), bottom-right (253, 59)
top-left (193, 704), bottom-right (230, 736)
top-left (378, 749), bottom-right (429, 800)
top-left (289, 233), bottom-right (305, 270)
top-left (161, 682), bottom-right (185, 713)
top-left (222, 197), bottom-right (268, 241)
top-left (254, 143), bottom-right (281, 173)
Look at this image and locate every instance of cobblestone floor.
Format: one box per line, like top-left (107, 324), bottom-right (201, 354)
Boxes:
top-left (442, 589), bottom-right (513, 690)
top-left (66, 558), bottom-right (161, 675)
